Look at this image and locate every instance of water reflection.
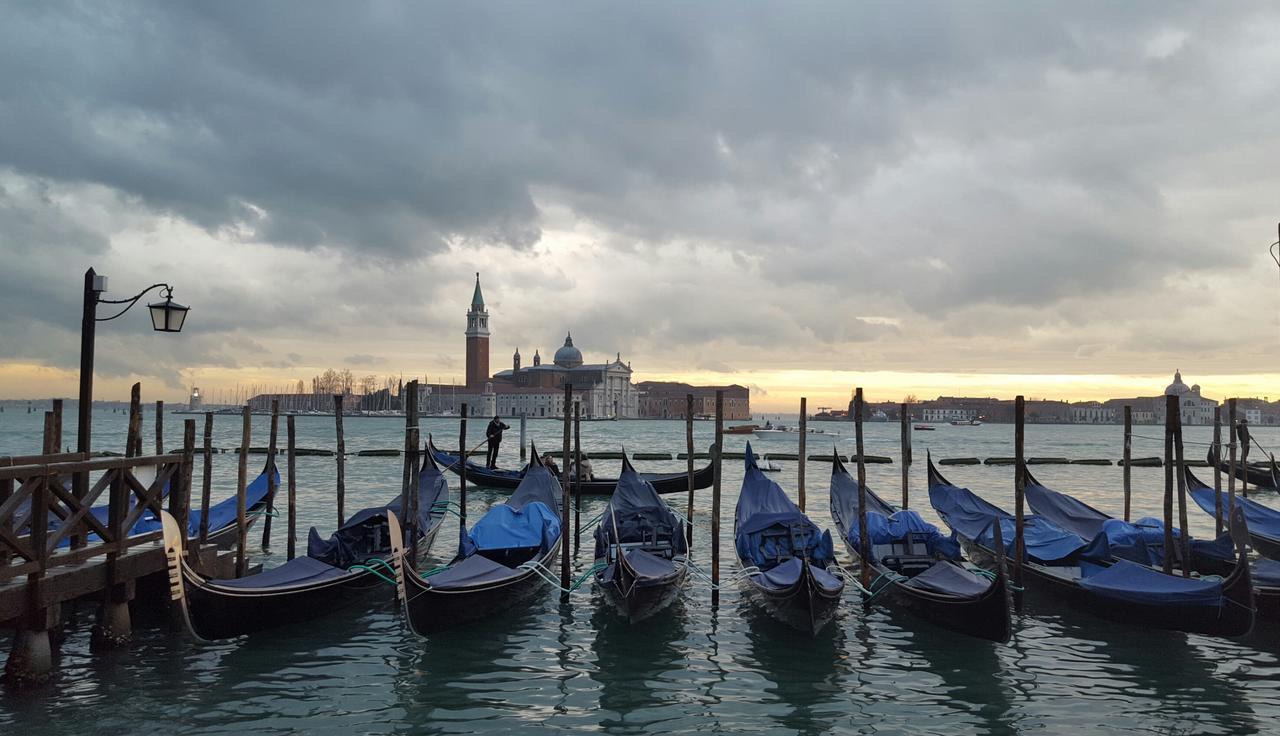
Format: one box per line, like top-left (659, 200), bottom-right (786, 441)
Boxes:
top-left (591, 598), bottom-right (689, 733)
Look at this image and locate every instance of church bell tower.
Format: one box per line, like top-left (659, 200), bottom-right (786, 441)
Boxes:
top-left (465, 273), bottom-right (490, 389)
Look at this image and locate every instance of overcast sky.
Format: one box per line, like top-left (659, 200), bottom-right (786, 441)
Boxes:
top-left (2, 2), bottom-right (1279, 410)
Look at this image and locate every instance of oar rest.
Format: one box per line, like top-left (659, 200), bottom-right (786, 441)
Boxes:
top-left (876, 531), bottom-right (936, 576)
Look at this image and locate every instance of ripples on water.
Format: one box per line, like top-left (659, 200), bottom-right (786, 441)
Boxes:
top-left (2, 414), bottom-right (1280, 734)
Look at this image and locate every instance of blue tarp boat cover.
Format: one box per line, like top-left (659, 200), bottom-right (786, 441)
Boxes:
top-left (599, 548), bottom-right (677, 585)
top-left (308, 460), bottom-right (448, 568)
top-left (120, 464), bottom-right (277, 542)
top-left (1254, 559), bottom-right (1280, 588)
top-left (1078, 558), bottom-right (1224, 607)
top-left (213, 555), bottom-right (349, 589)
top-left (735, 444), bottom-right (834, 571)
top-left (593, 458), bottom-right (687, 562)
top-left (1024, 480), bottom-right (1111, 541)
top-left (929, 473), bottom-right (1088, 564)
top-left (901, 561), bottom-right (992, 597)
top-left (453, 460), bottom-right (563, 561)
top-left (1189, 481), bottom-right (1280, 540)
top-left (755, 556), bottom-right (844, 594)
top-left (830, 465), bottom-right (960, 560)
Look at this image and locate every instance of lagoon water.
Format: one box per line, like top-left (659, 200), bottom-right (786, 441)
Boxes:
top-left (3, 407), bottom-right (1280, 735)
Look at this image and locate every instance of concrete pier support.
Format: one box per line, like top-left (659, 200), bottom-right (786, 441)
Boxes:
top-left (5, 629), bottom-right (53, 687)
top-left (90, 583), bottom-right (134, 652)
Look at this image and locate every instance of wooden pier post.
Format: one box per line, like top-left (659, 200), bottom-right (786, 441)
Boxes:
top-left (560, 385), bottom-right (572, 599)
top-left (92, 428), bottom-right (133, 651)
top-left (573, 401), bottom-right (581, 554)
top-left (459, 403), bottom-right (469, 531)
top-left (261, 399), bottom-right (279, 549)
top-left (1118, 405), bottom-right (1130, 521)
top-left (178, 420), bottom-right (195, 557)
top-left (334, 394), bottom-right (346, 527)
top-left (855, 388), bottom-right (870, 593)
top-left (1240, 410), bottom-right (1251, 500)
top-left (519, 412), bottom-right (527, 462)
top-left (685, 394), bottom-right (695, 547)
top-left (1162, 395), bottom-right (1175, 575)
top-left (711, 390), bottom-right (724, 606)
top-left (51, 399), bottom-right (63, 453)
top-left (1213, 406), bottom-right (1223, 535)
top-left (1227, 398), bottom-right (1238, 517)
top-left (1172, 397), bottom-right (1190, 577)
top-left (404, 381), bottom-right (420, 562)
top-left (236, 406), bottom-right (251, 578)
top-left (900, 402), bottom-right (911, 509)
top-left (155, 400), bottom-right (164, 455)
top-left (1014, 395), bottom-right (1026, 610)
top-left (286, 414), bottom-right (298, 560)
top-left (798, 397), bottom-right (807, 512)
top-left (126, 383), bottom-right (142, 458)
top-left (199, 413), bottom-right (213, 543)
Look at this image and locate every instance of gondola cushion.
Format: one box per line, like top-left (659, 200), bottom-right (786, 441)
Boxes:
top-left (900, 562), bottom-right (991, 597)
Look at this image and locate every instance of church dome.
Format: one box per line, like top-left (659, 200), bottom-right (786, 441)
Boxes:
top-left (1165, 370), bottom-right (1189, 396)
top-left (554, 332), bottom-right (583, 368)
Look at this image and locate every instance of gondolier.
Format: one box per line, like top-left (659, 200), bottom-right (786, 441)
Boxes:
top-left (486, 415), bottom-right (510, 469)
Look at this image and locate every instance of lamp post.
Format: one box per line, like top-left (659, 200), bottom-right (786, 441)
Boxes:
top-left (75, 266), bottom-right (189, 464)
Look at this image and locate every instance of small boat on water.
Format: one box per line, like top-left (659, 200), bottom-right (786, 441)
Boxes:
top-left (734, 443), bottom-right (844, 635)
top-left (1207, 446), bottom-right (1280, 492)
top-left (593, 456), bottom-right (689, 624)
top-left (949, 420), bottom-right (982, 426)
top-left (429, 439), bottom-right (713, 495)
top-left (928, 457), bottom-right (1254, 638)
top-left (914, 424), bottom-right (936, 431)
top-left (758, 455), bottom-right (781, 472)
top-left (1187, 467), bottom-right (1280, 560)
top-left (828, 455), bottom-right (1010, 642)
top-left (725, 424), bottom-right (758, 435)
top-left (162, 452), bottom-right (448, 640)
top-left (392, 447), bottom-right (564, 634)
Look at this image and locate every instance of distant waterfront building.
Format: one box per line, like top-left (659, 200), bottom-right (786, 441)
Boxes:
top-left (1070, 401), bottom-right (1115, 424)
top-left (636, 382), bottom-right (750, 420)
top-left (1152, 370), bottom-right (1218, 426)
top-left (917, 397), bottom-right (1000, 423)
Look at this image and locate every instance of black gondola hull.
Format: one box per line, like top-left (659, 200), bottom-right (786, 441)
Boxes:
top-left (184, 568), bottom-right (385, 640)
top-left (596, 561), bottom-right (686, 625)
top-left (403, 546), bottom-right (561, 635)
top-left (1209, 448), bottom-right (1280, 491)
top-left (738, 558), bottom-right (841, 636)
top-left (431, 444), bottom-right (714, 496)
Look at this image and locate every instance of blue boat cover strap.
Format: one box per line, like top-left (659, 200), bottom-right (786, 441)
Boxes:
top-left (211, 555), bottom-right (348, 590)
top-left (735, 444), bottom-right (835, 571)
top-left (1078, 559), bottom-right (1224, 607)
top-left (1189, 483), bottom-right (1280, 540)
top-left (900, 562), bottom-right (993, 597)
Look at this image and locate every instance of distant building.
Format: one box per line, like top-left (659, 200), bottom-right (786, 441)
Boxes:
top-left (1152, 370), bottom-right (1218, 426)
top-left (1071, 401), bottom-right (1115, 424)
top-left (636, 382), bottom-right (750, 420)
top-left (917, 397), bottom-right (1001, 423)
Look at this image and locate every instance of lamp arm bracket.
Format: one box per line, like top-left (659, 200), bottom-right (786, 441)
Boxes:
top-left (95, 283), bottom-right (172, 322)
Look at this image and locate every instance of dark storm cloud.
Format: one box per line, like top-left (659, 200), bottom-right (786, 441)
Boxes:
top-left (1, 1), bottom-right (1279, 390)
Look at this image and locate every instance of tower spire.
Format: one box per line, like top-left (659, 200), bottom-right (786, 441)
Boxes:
top-left (471, 272), bottom-right (485, 308)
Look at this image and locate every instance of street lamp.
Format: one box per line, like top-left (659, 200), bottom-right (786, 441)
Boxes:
top-left (76, 267), bottom-right (189, 467)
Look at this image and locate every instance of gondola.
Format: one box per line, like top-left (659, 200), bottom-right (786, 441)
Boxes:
top-left (1207, 446), bottom-right (1280, 491)
top-left (161, 452), bottom-right (447, 639)
top-left (828, 454), bottom-right (1010, 642)
top-left (1023, 464), bottom-right (1280, 620)
top-left (429, 439), bottom-right (713, 495)
top-left (391, 445), bottom-right (564, 635)
top-left (734, 442), bottom-right (843, 635)
top-left (927, 456), bottom-right (1255, 638)
top-left (1023, 463), bottom-right (1236, 576)
top-left (1186, 467), bottom-right (1280, 561)
top-left (593, 455), bottom-right (689, 624)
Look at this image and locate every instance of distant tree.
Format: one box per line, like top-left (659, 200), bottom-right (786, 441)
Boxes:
top-left (903, 394), bottom-right (919, 404)
top-left (359, 374), bottom-right (378, 395)
top-left (295, 379), bottom-right (305, 394)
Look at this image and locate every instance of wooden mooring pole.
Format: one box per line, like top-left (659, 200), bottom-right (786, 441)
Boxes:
top-left (126, 383), bottom-right (142, 458)
top-left (1240, 409), bottom-right (1252, 500)
top-left (711, 390), bottom-right (723, 606)
top-left (1014, 395), bottom-right (1026, 611)
top-left (178, 420), bottom-right (195, 561)
top-left (685, 394), bottom-right (695, 547)
top-left (520, 412), bottom-right (527, 462)
top-left (199, 412), bottom-right (213, 543)
top-left (459, 403), bottom-right (469, 530)
top-left (404, 380), bottom-right (420, 562)
top-left (1213, 406), bottom-right (1223, 535)
top-left (1122, 406), bottom-right (1132, 522)
top-left (286, 414), bottom-right (298, 560)
top-left (261, 399), bottom-right (279, 549)
top-left (856, 388), bottom-right (869, 594)
top-left (1227, 398), bottom-right (1238, 517)
top-left (155, 400), bottom-right (164, 455)
top-left (1173, 397), bottom-right (1190, 577)
top-left (335, 394), bottom-right (346, 527)
top-left (560, 384), bottom-right (572, 599)
top-left (900, 402), bottom-right (911, 509)
top-left (573, 400), bottom-right (582, 554)
top-left (236, 406), bottom-right (251, 578)
top-left (798, 397), bottom-right (807, 512)
top-left (1162, 395), bottom-right (1175, 576)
